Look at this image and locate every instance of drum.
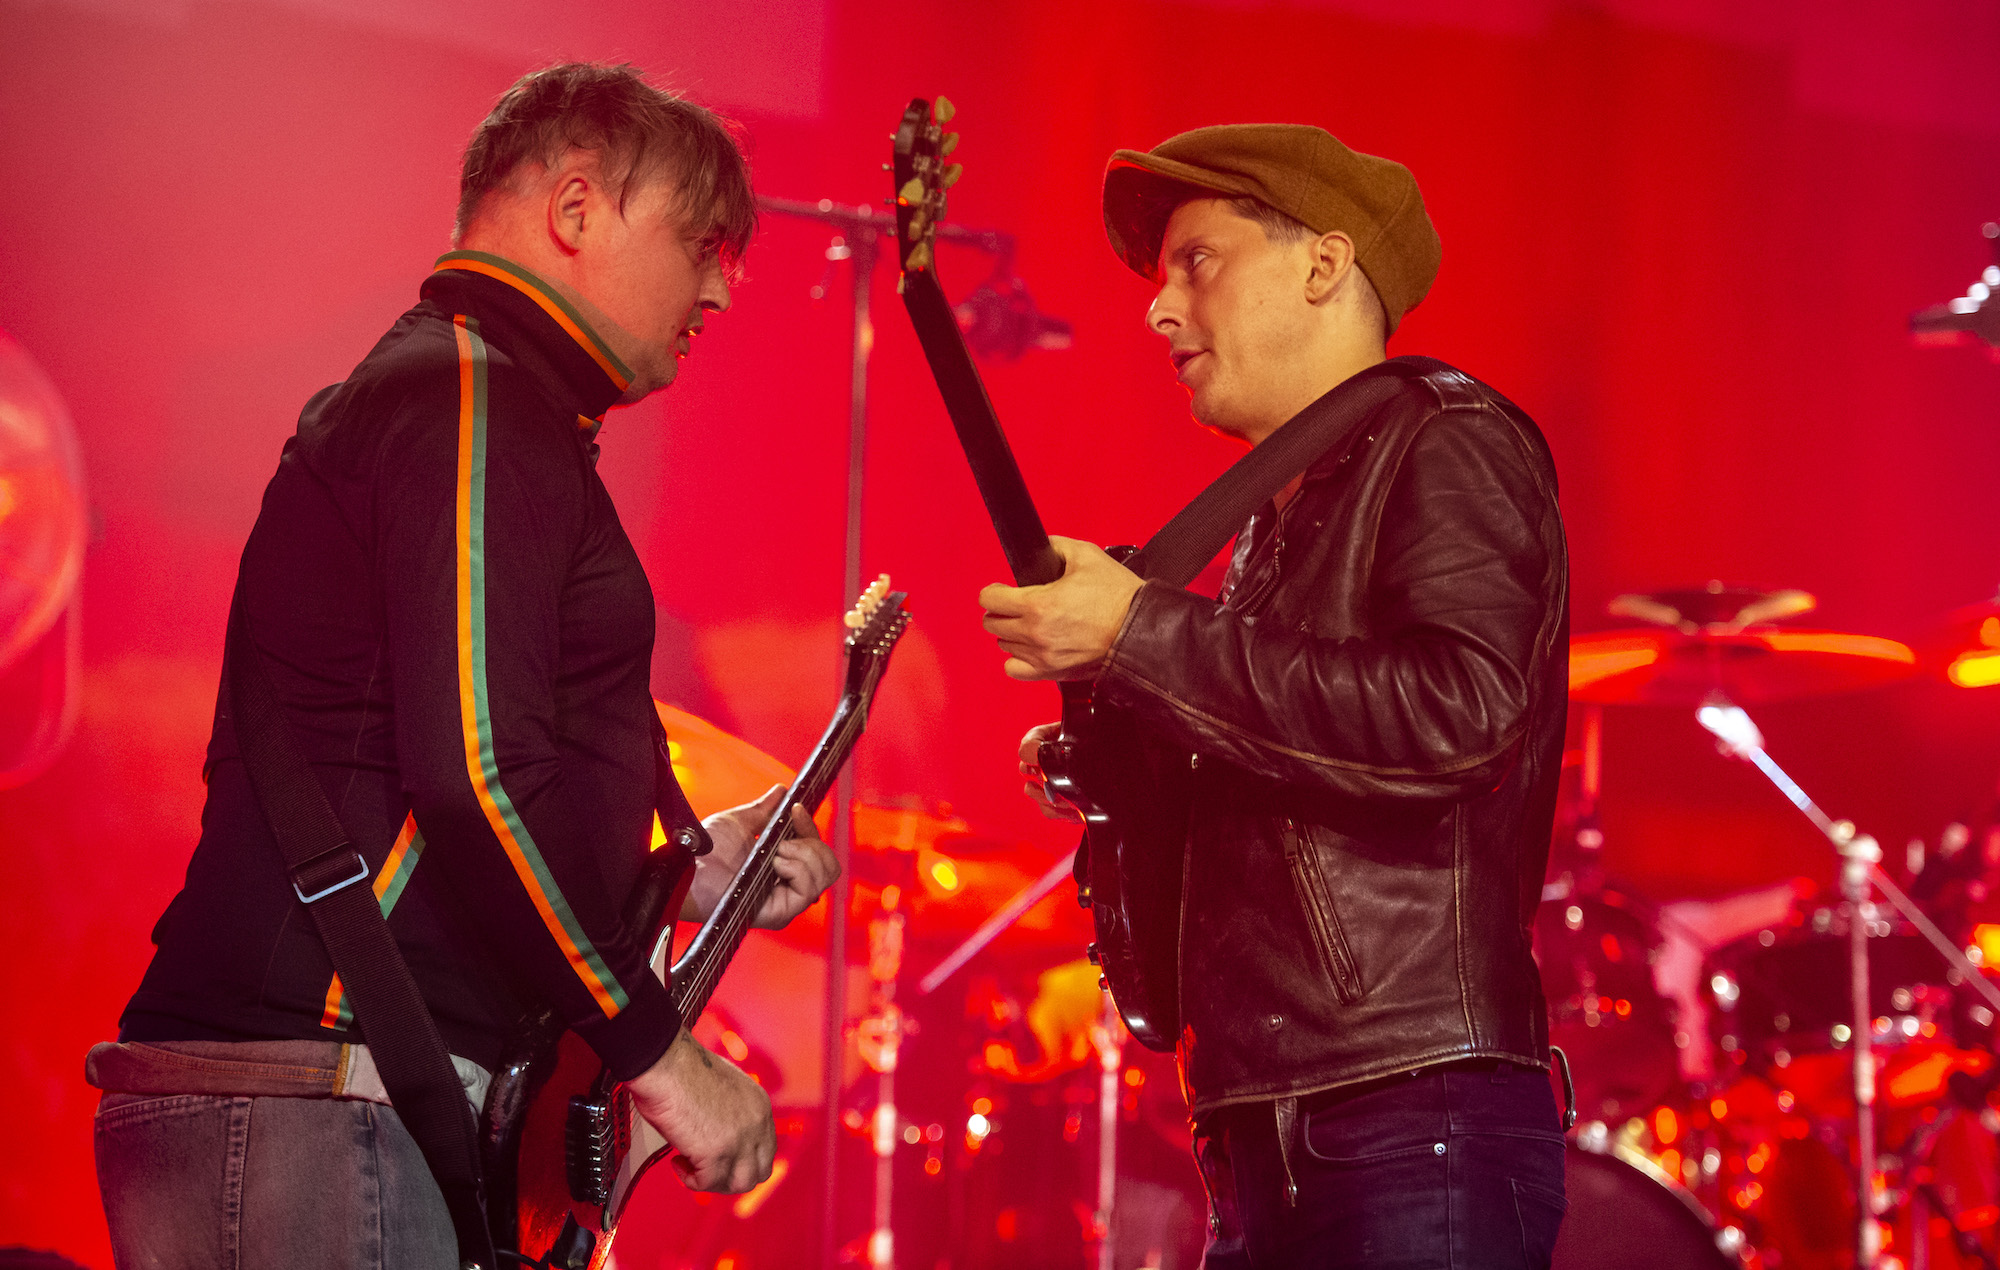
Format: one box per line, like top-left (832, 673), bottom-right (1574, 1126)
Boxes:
top-left (1555, 1142), bottom-right (1751, 1269)
top-left (1704, 911), bottom-right (1991, 1114)
top-left (1535, 891), bottom-right (1684, 1122)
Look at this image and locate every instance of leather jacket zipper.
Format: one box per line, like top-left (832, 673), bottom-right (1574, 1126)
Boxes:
top-left (1282, 819), bottom-right (1363, 1005)
top-left (1231, 497), bottom-right (1298, 616)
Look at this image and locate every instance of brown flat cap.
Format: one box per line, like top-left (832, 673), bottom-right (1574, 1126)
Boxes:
top-left (1103, 123), bottom-right (1440, 332)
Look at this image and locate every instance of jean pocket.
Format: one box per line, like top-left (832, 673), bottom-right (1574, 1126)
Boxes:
top-left (94, 1092), bottom-right (235, 1130)
top-left (1301, 1084), bottom-right (1446, 1166)
top-left (1512, 1177), bottom-right (1567, 1266)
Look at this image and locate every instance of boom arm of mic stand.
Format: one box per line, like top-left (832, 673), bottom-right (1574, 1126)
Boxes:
top-left (1697, 702), bottom-right (2000, 1013)
top-left (916, 848), bottom-right (1077, 995)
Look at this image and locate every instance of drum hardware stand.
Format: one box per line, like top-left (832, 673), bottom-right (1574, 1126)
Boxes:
top-left (853, 882), bottom-right (915, 1269)
top-left (1698, 700), bottom-right (2000, 1270)
top-left (1089, 993), bottom-right (1123, 1270)
top-left (913, 846), bottom-right (1129, 1264)
top-left (1544, 704), bottom-right (1606, 908)
top-left (756, 195), bottom-right (1056, 1270)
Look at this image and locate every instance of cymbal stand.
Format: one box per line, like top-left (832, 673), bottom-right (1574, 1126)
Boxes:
top-left (755, 195), bottom-right (1026, 1270)
top-left (854, 884), bottom-right (913, 1269)
top-left (1089, 994), bottom-right (1124, 1270)
top-left (1697, 701), bottom-right (2000, 1270)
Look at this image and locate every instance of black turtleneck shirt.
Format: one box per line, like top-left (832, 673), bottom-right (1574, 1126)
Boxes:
top-left (121, 253), bottom-right (682, 1080)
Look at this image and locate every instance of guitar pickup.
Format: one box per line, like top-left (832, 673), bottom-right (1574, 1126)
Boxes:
top-left (565, 1094), bottom-right (616, 1207)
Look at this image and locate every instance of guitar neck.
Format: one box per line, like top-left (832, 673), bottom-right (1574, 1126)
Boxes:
top-left (900, 271), bottom-right (1064, 587)
top-left (666, 694), bottom-right (867, 1023)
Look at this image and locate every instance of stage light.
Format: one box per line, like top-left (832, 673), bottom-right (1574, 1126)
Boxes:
top-left (1949, 650), bottom-right (2000, 688)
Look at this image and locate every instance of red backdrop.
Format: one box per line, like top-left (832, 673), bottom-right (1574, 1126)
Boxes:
top-left (3, 1), bottom-right (1998, 1262)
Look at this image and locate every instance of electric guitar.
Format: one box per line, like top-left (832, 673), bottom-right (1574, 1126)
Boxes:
top-left (479, 578), bottom-right (912, 1269)
top-left (890, 97), bottom-right (1184, 1052)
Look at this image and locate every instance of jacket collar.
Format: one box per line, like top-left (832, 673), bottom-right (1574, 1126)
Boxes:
top-left (422, 251), bottom-right (631, 421)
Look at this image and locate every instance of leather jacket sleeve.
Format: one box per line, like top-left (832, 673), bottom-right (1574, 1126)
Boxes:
top-left (1096, 407), bottom-right (1561, 803)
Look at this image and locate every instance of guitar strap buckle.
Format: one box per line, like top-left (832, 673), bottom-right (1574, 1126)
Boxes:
top-left (291, 845), bottom-right (370, 905)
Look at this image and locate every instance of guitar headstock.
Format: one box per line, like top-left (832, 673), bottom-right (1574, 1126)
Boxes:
top-left (892, 96), bottom-right (962, 277)
top-left (842, 574), bottom-right (912, 705)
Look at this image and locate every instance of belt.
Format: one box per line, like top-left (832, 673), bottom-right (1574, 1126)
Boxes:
top-left (84, 1039), bottom-right (492, 1114)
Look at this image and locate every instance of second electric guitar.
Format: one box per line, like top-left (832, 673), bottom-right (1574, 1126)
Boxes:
top-left (889, 96), bottom-right (1184, 1052)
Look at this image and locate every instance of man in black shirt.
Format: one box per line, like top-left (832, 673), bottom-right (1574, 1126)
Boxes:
top-left (90, 64), bottom-right (838, 1267)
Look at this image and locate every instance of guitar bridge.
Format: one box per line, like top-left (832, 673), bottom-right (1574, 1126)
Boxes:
top-left (565, 1094), bottom-right (616, 1207)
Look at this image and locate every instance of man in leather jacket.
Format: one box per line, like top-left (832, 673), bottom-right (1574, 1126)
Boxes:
top-left (980, 125), bottom-right (1570, 1267)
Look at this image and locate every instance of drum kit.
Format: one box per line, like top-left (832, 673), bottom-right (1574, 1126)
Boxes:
top-left (626, 574), bottom-right (2000, 1270)
top-left (1547, 584), bottom-right (2000, 1270)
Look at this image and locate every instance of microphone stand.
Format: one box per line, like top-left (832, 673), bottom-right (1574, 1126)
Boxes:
top-left (753, 194), bottom-right (1048, 1270)
top-left (1696, 700), bottom-right (2000, 1270)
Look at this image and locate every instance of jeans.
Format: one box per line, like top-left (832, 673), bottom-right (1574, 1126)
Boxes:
top-left (94, 1091), bottom-right (457, 1270)
top-left (1194, 1061), bottom-right (1568, 1269)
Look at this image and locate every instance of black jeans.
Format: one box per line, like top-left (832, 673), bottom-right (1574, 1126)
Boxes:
top-left (1193, 1061), bottom-right (1568, 1269)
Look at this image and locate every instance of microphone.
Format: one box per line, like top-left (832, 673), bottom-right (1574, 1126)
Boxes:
top-left (954, 270), bottom-right (1073, 361)
top-left (1910, 221), bottom-right (2000, 355)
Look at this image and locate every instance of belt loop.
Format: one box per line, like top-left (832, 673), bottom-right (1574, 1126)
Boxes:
top-left (1273, 1096), bottom-right (1300, 1207)
top-left (1550, 1046), bottom-right (1578, 1131)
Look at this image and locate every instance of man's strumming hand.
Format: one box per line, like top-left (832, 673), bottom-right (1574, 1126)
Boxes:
top-left (1016, 722), bottom-right (1081, 821)
top-left (628, 1028), bottom-right (774, 1193)
top-left (978, 536), bottom-right (1144, 682)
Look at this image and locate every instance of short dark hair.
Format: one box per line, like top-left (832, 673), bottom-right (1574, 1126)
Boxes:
top-left (455, 63), bottom-right (756, 271)
top-left (1223, 196), bottom-right (1313, 244)
top-left (1226, 196), bottom-right (1387, 338)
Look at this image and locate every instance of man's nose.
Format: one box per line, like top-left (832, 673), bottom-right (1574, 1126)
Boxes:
top-left (1147, 286), bottom-right (1181, 336)
top-left (702, 262), bottom-right (733, 314)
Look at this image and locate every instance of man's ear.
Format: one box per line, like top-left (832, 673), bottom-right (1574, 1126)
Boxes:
top-left (1303, 230), bottom-right (1357, 306)
top-left (548, 171), bottom-right (592, 255)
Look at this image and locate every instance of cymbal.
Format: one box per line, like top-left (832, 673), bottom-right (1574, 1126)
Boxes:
top-left (653, 699), bottom-right (1085, 948)
top-left (656, 700), bottom-right (796, 821)
top-left (1569, 627), bottom-right (1917, 705)
top-left (1922, 594), bottom-right (2000, 688)
top-left (1607, 582), bottom-right (1816, 633)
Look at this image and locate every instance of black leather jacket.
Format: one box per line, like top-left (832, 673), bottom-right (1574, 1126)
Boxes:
top-left (1097, 358), bottom-right (1568, 1114)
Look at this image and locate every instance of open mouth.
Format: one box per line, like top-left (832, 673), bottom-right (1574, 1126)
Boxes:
top-left (1171, 349), bottom-right (1206, 379)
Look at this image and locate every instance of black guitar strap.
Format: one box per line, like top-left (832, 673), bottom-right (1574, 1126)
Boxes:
top-left (224, 596), bottom-right (499, 1270)
top-left (1124, 356), bottom-right (1440, 588)
top-left (227, 598), bottom-right (713, 1268)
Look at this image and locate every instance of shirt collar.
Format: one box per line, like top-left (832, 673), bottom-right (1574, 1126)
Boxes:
top-left (423, 251), bottom-right (634, 416)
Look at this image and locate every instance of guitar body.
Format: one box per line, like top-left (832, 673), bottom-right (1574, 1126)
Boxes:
top-left (889, 99), bottom-right (1186, 1052)
top-left (1041, 680), bottom-right (1186, 1052)
top-left (479, 584), bottom-right (912, 1269)
top-left (483, 1026), bottom-right (618, 1268)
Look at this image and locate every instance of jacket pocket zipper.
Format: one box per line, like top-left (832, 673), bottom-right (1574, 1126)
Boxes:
top-left (1283, 820), bottom-right (1363, 1005)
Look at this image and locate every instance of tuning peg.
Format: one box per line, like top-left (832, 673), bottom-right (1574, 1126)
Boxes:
top-left (881, 163), bottom-right (892, 172)
top-left (934, 96), bottom-right (956, 123)
top-left (906, 242), bottom-right (933, 272)
top-left (941, 164), bottom-right (963, 188)
top-left (940, 132), bottom-right (960, 156)
top-left (897, 178), bottom-right (924, 205)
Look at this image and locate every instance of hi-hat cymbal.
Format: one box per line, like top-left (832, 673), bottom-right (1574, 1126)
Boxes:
top-left (1569, 627), bottom-right (1917, 705)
